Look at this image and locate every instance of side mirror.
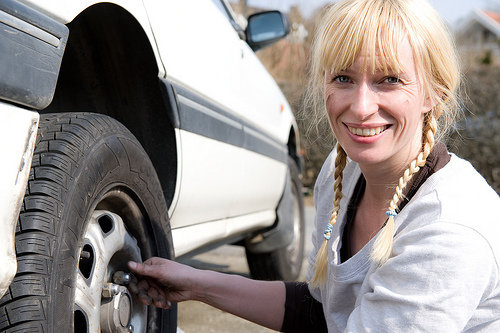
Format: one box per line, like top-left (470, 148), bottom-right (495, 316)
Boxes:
top-left (246, 11), bottom-right (290, 51)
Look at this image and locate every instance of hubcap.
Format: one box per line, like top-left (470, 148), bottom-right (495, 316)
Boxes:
top-left (74, 208), bottom-right (147, 332)
top-left (101, 283), bottom-right (133, 332)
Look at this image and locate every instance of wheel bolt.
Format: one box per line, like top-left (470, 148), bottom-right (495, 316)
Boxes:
top-left (128, 324), bottom-right (134, 332)
top-left (79, 250), bottom-right (91, 260)
top-left (102, 283), bottom-right (120, 298)
top-left (113, 271), bottom-right (132, 285)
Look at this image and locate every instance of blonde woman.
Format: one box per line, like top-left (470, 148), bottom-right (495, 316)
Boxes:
top-left (128, 0), bottom-right (500, 331)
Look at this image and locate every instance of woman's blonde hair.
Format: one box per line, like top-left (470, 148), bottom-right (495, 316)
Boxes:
top-left (309, 0), bottom-right (461, 286)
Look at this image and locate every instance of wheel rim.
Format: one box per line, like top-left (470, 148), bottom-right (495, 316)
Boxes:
top-left (74, 190), bottom-right (148, 333)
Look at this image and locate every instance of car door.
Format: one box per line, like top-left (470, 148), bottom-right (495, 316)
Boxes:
top-left (143, 0), bottom-right (287, 228)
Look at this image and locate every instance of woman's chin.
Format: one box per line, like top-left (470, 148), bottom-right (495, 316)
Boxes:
top-left (343, 148), bottom-right (388, 166)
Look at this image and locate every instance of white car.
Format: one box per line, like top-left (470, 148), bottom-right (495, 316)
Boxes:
top-left (0, 0), bottom-right (304, 332)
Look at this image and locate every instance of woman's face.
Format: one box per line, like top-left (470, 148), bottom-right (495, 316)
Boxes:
top-left (324, 38), bottom-right (432, 171)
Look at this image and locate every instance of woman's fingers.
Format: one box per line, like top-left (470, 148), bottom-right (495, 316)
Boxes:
top-left (126, 267), bottom-right (173, 308)
top-left (132, 283), bottom-right (171, 308)
top-left (128, 260), bottom-right (155, 276)
top-left (131, 279), bottom-right (152, 305)
top-left (138, 290), bottom-right (153, 305)
top-left (127, 273), bottom-right (139, 294)
top-left (128, 258), bottom-right (170, 281)
top-left (148, 287), bottom-right (171, 309)
top-left (128, 281), bottom-right (139, 294)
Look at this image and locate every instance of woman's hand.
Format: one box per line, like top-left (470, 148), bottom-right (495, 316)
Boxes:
top-left (127, 257), bottom-right (199, 309)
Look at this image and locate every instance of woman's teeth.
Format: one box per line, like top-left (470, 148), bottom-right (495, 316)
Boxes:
top-left (348, 126), bottom-right (387, 137)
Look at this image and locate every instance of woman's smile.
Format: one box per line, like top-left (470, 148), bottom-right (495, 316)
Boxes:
top-left (347, 126), bottom-right (387, 137)
top-left (346, 124), bottom-right (389, 137)
top-left (343, 123), bottom-right (392, 145)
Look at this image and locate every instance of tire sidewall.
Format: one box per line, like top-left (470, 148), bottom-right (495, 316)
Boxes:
top-left (275, 159), bottom-right (305, 280)
top-left (245, 158), bottom-right (305, 281)
top-left (45, 116), bottom-right (173, 331)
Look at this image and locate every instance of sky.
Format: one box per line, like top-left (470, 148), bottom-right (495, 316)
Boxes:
top-left (230, 0), bottom-right (500, 27)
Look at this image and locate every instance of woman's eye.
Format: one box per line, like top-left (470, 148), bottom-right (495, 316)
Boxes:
top-left (334, 75), bottom-right (350, 83)
top-left (384, 76), bottom-right (401, 84)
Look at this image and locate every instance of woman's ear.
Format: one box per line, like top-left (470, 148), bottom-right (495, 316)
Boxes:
top-left (422, 90), bottom-right (441, 114)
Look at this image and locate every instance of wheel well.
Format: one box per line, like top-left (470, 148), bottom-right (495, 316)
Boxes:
top-left (44, 3), bottom-right (177, 206)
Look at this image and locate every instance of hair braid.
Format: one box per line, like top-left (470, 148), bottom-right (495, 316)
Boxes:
top-left (370, 113), bottom-right (438, 264)
top-left (311, 143), bottom-right (347, 286)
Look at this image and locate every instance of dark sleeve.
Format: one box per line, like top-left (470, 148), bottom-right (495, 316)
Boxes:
top-left (280, 282), bottom-right (327, 333)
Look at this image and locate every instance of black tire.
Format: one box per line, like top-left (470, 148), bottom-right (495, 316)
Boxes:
top-left (246, 158), bottom-right (305, 281)
top-left (0, 113), bottom-right (176, 332)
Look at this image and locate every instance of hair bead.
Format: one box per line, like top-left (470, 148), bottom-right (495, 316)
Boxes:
top-left (386, 210), bottom-right (397, 218)
top-left (323, 224), bottom-right (334, 240)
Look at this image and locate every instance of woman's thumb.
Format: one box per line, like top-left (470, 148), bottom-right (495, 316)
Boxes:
top-left (128, 261), bottom-right (143, 273)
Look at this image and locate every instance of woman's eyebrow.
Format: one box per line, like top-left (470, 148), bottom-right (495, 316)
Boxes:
top-left (330, 68), bottom-right (355, 74)
top-left (330, 65), bottom-right (407, 77)
top-left (374, 67), bottom-right (407, 76)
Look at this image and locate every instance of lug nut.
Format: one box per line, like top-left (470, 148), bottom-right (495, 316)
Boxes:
top-left (79, 250), bottom-right (91, 260)
top-left (113, 271), bottom-right (132, 285)
top-left (102, 283), bottom-right (120, 298)
top-left (127, 324), bottom-right (134, 332)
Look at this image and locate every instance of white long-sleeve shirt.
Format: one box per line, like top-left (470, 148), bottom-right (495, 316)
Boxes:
top-left (307, 152), bottom-right (500, 332)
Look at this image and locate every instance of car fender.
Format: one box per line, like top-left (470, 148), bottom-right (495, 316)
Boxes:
top-left (0, 105), bottom-right (39, 298)
top-left (17, 0), bottom-right (167, 78)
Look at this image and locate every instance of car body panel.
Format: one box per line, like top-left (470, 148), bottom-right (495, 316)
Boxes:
top-left (173, 208), bottom-right (276, 257)
top-left (17, 0), bottom-right (167, 77)
top-left (143, 0), bottom-right (293, 234)
top-left (169, 130), bottom-right (286, 229)
top-left (0, 105), bottom-right (39, 297)
top-left (144, 0), bottom-right (294, 143)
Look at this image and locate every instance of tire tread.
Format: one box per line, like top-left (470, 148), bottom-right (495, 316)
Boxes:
top-left (0, 113), bottom-right (119, 332)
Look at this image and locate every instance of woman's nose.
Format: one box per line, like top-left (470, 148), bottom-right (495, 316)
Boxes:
top-left (350, 83), bottom-right (378, 120)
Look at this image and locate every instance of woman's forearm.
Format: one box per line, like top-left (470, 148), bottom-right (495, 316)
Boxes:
top-left (193, 269), bottom-right (286, 331)
top-left (128, 258), bottom-right (285, 330)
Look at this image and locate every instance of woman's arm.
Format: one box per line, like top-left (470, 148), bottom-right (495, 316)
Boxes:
top-left (128, 258), bottom-right (286, 331)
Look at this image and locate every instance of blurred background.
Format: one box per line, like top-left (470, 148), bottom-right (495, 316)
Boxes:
top-left (229, 0), bottom-right (500, 195)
